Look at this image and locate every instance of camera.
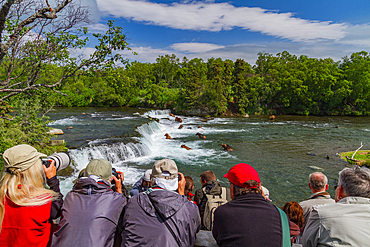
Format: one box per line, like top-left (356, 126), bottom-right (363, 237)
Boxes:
top-left (42, 152), bottom-right (71, 171)
top-left (111, 168), bottom-right (120, 184)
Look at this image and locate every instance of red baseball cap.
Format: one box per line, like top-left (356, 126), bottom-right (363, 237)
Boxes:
top-left (224, 163), bottom-right (260, 188)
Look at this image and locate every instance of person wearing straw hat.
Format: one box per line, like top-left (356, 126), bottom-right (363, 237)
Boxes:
top-left (0, 144), bottom-right (63, 247)
top-left (52, 159), bottom-right (127, 247)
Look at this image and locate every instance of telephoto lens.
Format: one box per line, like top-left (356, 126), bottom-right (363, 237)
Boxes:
top-left (42, 152), bottom-right (71, 171)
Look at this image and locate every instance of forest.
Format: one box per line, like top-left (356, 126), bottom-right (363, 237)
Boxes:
top-left (52, 51), bottom-right (370, 117)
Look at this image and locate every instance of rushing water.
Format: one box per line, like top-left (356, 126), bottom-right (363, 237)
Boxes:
top-left (48, 107), bottom-right (370, 206)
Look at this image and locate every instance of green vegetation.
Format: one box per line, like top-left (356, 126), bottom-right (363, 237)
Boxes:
top-left (339, 151), bottom-right (370, 167)
top-left (48, 51), bottom-right (370, 117)
top-left (0, 1), bottom-right (133, 170)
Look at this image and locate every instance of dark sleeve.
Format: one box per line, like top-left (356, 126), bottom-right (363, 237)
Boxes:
top-left (47, 176), bottom-right (63, 219)
top-left (193, 188), bottom-right (203, 207)
top-left (212, 207), bottom-right (221, 245)
top-left (226, 187), bottom-right (232, 202)
top-left (129, 178), bottom-right (143, 197)
top-left (113, 205), bottom-right (126, 247)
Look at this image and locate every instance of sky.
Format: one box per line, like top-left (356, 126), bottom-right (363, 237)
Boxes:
top-left (78, 0), bottom-right (370, 65)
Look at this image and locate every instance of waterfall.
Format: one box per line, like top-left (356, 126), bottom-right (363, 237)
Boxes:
top-left (58, 108), bottom-right (223, 196)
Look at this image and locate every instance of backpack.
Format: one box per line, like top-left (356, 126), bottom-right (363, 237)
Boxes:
top-left (202, 187), bottom-right (228, 231)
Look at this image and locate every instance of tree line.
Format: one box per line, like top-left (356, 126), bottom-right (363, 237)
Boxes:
top-left (52, 51), bottom-right (370, 116)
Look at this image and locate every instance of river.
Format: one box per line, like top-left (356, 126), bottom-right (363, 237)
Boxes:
top-left (47, 107), bottom-right (370, 206)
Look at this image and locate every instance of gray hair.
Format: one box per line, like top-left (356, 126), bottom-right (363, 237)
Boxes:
top-left (338, 166), bottom-right (370, 198)
top-left (309, 172), bottom-right (328, 191)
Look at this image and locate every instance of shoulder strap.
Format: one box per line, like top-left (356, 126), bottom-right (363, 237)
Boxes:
top-left (275, 206), bottom-right (291, 247)
top-left (220, 187), bottom-right (226, 198)
top-left (202, 187), bottom-right (227, 198)
top-left (147, 194), bottom-right (182, 247)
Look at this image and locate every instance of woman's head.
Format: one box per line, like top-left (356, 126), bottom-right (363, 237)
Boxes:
top-left (1, 144), bottom-right (50, 197)
top-left (282, 201), bottom-right (304, 228)
top-left (184, 176), bottom-right (194, 197)
top-left (0, 144), bottom-right (57, 231)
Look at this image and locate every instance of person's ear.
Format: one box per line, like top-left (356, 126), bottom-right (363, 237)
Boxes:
top-left (308, 183), bottom-right (312, 189)
top-left (229, 183), bottom-right (235, 200)
top-left (335, 185), bottom-right (346, 202)
top-left (325, 184), bottom-right (329, 191)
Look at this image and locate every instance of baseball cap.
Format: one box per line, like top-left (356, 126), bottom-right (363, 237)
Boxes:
top-left (224, 163), bottom-right (260, 188)
top-left (143, 169), bottom-right (152, 182)
top-left (85, 159), bottom-right (112, 181)
top-left (152, 159), bottom-right (178, 180)
top-left (3, 144), bottom-right (47, 172)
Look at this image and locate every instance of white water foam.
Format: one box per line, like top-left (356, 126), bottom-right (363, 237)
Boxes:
top-left (60, 109), bottom-right (235, 195)
top-left (105, 116), bottom-right (136, 121)
top-left (48, 116), bottom-right (80, 126)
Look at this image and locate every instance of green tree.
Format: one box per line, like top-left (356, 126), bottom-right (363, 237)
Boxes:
top-left (232, 59), bottom-right (252, 114)
top-left (0, 1), bottom-right (133, 162)
top-left (179, 58), bottom-right (208, 112)
top-left (205, 58), bottom-right (228, 115)
top-left (340, 51), bottom-right (370, 115)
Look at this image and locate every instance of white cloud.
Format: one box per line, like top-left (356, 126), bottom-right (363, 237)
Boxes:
top-left (96, 0), bottom-right (347, 42)
top-left (122, 38), bottom-right (370, 65)
top-left (21, 30), bottom-right (44, 43)
top-left (69, 47), bottom-right (97, 60)
top-left (119, 46), bottom-right (172, 62)
top-left (171, 42), bottom-right (225, 53)
top-left (338, 23), bottom-right (370, 46)
top-left (87, 23), bottom-right (109, 33)
top-left (79, 0), bottom-right (101, 22)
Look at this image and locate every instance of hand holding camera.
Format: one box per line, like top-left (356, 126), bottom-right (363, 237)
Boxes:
top-left (177, 172), bottom-right (186, 196)
top-left (43, 159), bottom-right (57, 179)
top-left (42, 152), bottom-right (71, 179)
top-left (111, 168), bottom-right (124, 194)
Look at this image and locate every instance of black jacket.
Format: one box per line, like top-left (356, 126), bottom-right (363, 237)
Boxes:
top-left (212, 193), bottom-right (282, 247)
top-left (47, 176), bottom-right (63, 219)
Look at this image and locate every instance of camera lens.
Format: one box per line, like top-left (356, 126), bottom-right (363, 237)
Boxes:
top-left (46, 152), bottom-right (71, 171)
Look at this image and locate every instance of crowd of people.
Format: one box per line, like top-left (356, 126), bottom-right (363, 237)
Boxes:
top-left (1, 144), bottom-right (370, 247)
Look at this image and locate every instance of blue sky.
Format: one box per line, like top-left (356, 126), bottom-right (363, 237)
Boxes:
top-left (80, 0), bottom-right (370, 65)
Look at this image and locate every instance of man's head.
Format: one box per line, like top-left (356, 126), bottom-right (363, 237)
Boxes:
top-left (151, 159), bottom-right (178, 191)
top-left (85, 159), bottom-right (112, 181)
top-left (308, 172), bottom-right (328, 193)
top-left (224, 163), bottom-right (261, 198)
top-left (336, 165), bottom-right (370, 201)
top-left (141, 169), bottom-right (152, 188)
top-left (200, 170), bottom-right (216, 185)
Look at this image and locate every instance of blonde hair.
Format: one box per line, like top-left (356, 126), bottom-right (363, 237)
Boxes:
top-left (0, 159), bottom-right (58, 232)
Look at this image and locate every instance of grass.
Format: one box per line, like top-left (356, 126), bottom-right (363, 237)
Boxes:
top-left (339, 150), bottom-right (370, 167)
